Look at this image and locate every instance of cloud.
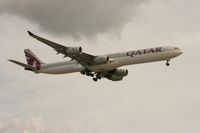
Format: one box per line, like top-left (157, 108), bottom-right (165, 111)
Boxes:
top-left (0, 0), bottom-right (149, 39)
top-left (1, 0), bottom-right (200, 133)
top-left (0, 116), bottom-right (94, 133)
top-left (0, 116), bottom-right (45, 133)
top-left (15, 117), bottom-right (45, 132)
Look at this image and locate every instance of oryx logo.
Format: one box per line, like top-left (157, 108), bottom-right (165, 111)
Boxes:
top-left (24, 49), bottom-right (43, 70)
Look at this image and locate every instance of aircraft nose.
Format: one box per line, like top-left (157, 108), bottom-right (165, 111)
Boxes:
top-left (174, 47), bottom-right (183, 56)
top-left (177, 49), bottom-right (183, 56)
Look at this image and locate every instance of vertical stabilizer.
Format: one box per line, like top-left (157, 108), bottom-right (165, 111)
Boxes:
top-left (24, 49), bottom-right (44, 70)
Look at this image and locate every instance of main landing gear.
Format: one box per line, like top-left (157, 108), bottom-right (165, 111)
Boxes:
top-left (81, 69), bottom-right (101, 82)
top-left (93, 74), bottom-right (101, 82)
top-left (165, 59), bottom-right (170, 66)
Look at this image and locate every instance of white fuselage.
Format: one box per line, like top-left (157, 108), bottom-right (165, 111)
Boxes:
top-left (37, 46), bottom-right (182, 74)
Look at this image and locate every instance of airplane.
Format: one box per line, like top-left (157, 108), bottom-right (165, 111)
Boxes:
top-left (8, 31), bottom-right (183, 81)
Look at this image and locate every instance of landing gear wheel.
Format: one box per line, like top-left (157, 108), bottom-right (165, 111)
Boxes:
top-left (86, 72), bottom-right (90, 76)
top-left (93, 78), bottom-right (98, 82)
top-left (81, 68), bottom-right (91, 75)
top-left (80, 71), bottom-right (86, 75)
top-left (90, 73), bottom-right (94, 77)
top-left (166, 62), bottom-right (170, 66)
top-left (96, 75), bottom-right (101, 79)
top-left (166, 59), bottom-right (170, 66)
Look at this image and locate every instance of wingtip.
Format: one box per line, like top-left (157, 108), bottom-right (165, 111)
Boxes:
top-left (8, 59), bottom-right (14, 63)
top-left (27, 31), bottom-right (34, 36)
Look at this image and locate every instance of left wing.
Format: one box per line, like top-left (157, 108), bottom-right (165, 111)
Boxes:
top-left (27, 31), bottom-right (96, 67)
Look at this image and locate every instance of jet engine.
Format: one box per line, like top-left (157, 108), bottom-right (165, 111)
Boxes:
top-left (105, 69), bottom-right (128, 81)
top-left (93, 56), bottom-right (109, 64)
top-left (112, 69), bottom-right (128, 76)
top-left (107, 75), bottom-right (123, 81)
top-left (65, 47), bottom-right (82, 55)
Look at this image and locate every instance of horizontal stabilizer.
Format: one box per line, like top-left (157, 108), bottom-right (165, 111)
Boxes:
top-left (8, 59), bottom-right (35, 70)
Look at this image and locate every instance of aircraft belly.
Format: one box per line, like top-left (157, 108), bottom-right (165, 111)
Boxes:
top-left (39, 64), bottom-right (83, 74)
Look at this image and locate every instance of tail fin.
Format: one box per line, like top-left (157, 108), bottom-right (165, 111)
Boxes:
top-left (24, 49), bottom-right (44, 70)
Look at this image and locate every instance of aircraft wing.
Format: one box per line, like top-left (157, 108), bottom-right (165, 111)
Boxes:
top-left (27, 31), bottom-right (96, 67)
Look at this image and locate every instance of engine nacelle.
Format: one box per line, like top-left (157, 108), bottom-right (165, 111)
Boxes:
top-left (113, 69), bottom-right (128, 77)
top-left (108, 75), bottom-right (123, 81)
top-left (93, 56), bottom-right (109, 65)
top-left (65, 47), bottom-right (82, 55)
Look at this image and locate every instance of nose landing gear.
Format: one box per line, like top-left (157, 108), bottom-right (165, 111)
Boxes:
top-left (165, 59), bottom-right (170, 66)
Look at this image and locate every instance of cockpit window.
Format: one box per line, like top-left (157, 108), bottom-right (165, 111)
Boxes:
top-left (174, 47), bottom-right (179, 50)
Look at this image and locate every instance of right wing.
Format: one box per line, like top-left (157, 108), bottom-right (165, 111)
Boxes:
top-left (27, 31), bottom-right (96, 67)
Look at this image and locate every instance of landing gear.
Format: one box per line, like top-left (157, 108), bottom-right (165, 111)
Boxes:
top-left (93, 78), bottom-right (98, 82)
top-left (92, 75), bottom-right (102, 82)
top-left (80, 68), bottom-right (90, 75)
top-left (81, 70), bottom-right (94, 77)
top-left (86, 72), bottom-right (90, 76)
top-left (80, 71), bottom-right (86, 75)
top-left (96, 75), bottom-right (101, 80)
top-left (81, 69), bottom-right (101, 81)
top-left (166, 59), bottom-right (170, 66)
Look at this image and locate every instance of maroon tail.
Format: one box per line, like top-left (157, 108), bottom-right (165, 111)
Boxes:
top-left (24, 49), bottom-right (44, 70)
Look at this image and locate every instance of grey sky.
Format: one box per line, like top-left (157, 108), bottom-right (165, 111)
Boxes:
top-left (0, 0), bottom-right (200, 133)
top-left (0, 0), bottom-right (148, 39)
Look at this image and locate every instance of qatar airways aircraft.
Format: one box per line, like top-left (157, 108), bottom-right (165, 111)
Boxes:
top-left (9, 31), bottom-right (183, 81)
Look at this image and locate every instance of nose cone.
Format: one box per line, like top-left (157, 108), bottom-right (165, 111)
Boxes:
top-left (179, 50), bottom-right (183, 55)
top-left (174, 47), bottom-right (183, 56)
top-left (175, 47), bottom-right (183, 56)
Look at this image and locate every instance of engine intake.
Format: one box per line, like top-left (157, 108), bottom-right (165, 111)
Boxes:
top-left (93, 56), bottom-right (109, 65)
top-left (65, 47), bottom-right (82, 55)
